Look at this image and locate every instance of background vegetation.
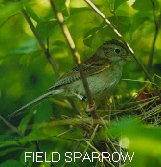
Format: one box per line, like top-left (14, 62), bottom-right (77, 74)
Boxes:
top-left (0, 0), bottom-right (161, 166)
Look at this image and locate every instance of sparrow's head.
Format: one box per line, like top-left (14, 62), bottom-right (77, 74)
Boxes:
top-left (98, 39), bottom-right (131, 64)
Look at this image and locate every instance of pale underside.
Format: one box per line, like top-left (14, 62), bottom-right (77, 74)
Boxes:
top-left (50, 59), bottom-right (123, 100)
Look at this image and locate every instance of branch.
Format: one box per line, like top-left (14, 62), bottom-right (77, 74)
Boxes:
top-left (0, 114), bottom-right (53, 162)
top-left (83, 124), bottom-right (99, 154)
top-left (147, 0), bottom-right (160, 72)
top-left (84, 0), bottom-right (153, 83)
top-left (49, 0), bottom-right (98, 119)
top-left (21, 8), bottom-right (79, 115)
top-left (85, 140), bottom-right (115, 167)
top-left (38, 118), bottom-right (105, 129)
top-left (0, 115), bottom-right (23, 137)
top-left (22, 9), bottom-right (60, 78)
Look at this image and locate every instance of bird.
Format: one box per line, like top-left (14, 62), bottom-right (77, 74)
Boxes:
top-left (10, 39), bottom-right (131, 118)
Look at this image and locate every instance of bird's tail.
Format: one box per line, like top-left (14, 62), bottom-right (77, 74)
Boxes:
top-left (8, 89), bottom-right (63, 119)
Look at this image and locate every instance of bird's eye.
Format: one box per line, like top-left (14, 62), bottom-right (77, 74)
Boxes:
top-left (114, 48), bottom-right (120, 54)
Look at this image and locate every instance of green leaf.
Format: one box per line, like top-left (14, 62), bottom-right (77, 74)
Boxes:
top-left (69, 0), bottom-right (87, 8)
top-left (109, 117), bottom-right (161, 157)
top-left (0, 160), bottom-right (23, 167)
top-left (108, 16), bottom-right (130, 35)
top-left (129, 11), bottom-right (152, 37)
top-left (36, 20), bottom-right (57, 41)
top-left (114, 0), bottom-right (128, 10)
top-left (25, 5), bottom-right (41, 23)
top-left (18, 111), bottom-right (33, 135)
top-left (83, 27), bottom-right (100, 47)
top-left (11, 38), bottom-right (38, 55)
top-left (55, 0), bottom-right (66, 11)
top-left (65, 0), bottom-right (71, 15)
top-left (132, 0), bottom-right (160, 11)
top-left (0, 147), bottom-right (24, 157)
top-left (0, 135), bottom-right (20, 148)
top-left (0, 2), bottom-right (22, 26)
top-left (53, 40), bottom-right (67, 47)
top-left (19, 145), bottom-right (36, 167)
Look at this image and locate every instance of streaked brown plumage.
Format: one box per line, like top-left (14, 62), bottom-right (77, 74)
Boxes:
top-left (12, 39), bottom-right (130, 117)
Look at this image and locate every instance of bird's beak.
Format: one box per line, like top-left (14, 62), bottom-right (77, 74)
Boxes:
top-left (122, 56), bottom-right (132, 61)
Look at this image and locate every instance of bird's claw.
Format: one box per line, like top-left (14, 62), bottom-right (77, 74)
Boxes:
top-left (86, 101), bottom-right (96, 113)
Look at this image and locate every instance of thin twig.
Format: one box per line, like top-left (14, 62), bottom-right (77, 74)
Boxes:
top-left (62, 141), bottom-right (81, 167)
top-left (83, 124), bottom-right (99, 154)
top-left (84, 0), bottom-right (153, 83)
top-left (21, 8), bottom-right (79, 115)
top-left (22, 9), bottom-right (60, 78)
top-left (0, 115), bottom-right (53, 163)
top-left (0, 115), bottom-right (47, 161)
top-left (85, 140), bottom-right (115, 167)
top-left (147, 0), bottom-right (160, 72)
top-left (0, 115), bottom-right (23, 137)
top-left (85, 0), bottom-right (161, 99)
top-left (35, 117), bottom-right (105, 129)
top-left (49, 0), bottom-right (98, 119)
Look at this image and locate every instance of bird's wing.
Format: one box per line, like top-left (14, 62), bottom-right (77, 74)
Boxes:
top-left (50, 57), bottom-right (111, 89)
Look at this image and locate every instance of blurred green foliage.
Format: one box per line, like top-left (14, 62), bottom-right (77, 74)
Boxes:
top-left (0, 0), bottom-right (161, 167)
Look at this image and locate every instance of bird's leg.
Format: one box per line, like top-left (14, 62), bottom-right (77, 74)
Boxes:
top-left (86, 101), bottom-right (96, 112)
top-left (71, 92), bottom-right (96, 117)
top-left (72, 92), bottom-right (87, 101)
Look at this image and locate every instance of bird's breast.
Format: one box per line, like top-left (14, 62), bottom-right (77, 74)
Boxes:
top-left (67, 66), bottom-right (123, 99)
top-left (88, 67), bottom-right (122, 97)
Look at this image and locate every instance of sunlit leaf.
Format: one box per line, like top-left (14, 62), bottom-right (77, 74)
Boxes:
top-left (25, 5), bottom-right (41, 23)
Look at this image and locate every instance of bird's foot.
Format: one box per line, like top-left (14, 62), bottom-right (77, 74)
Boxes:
top-left (86, 101), bottom-right (96, 113)
top-left (86, 101), bottom-right (99, 120)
